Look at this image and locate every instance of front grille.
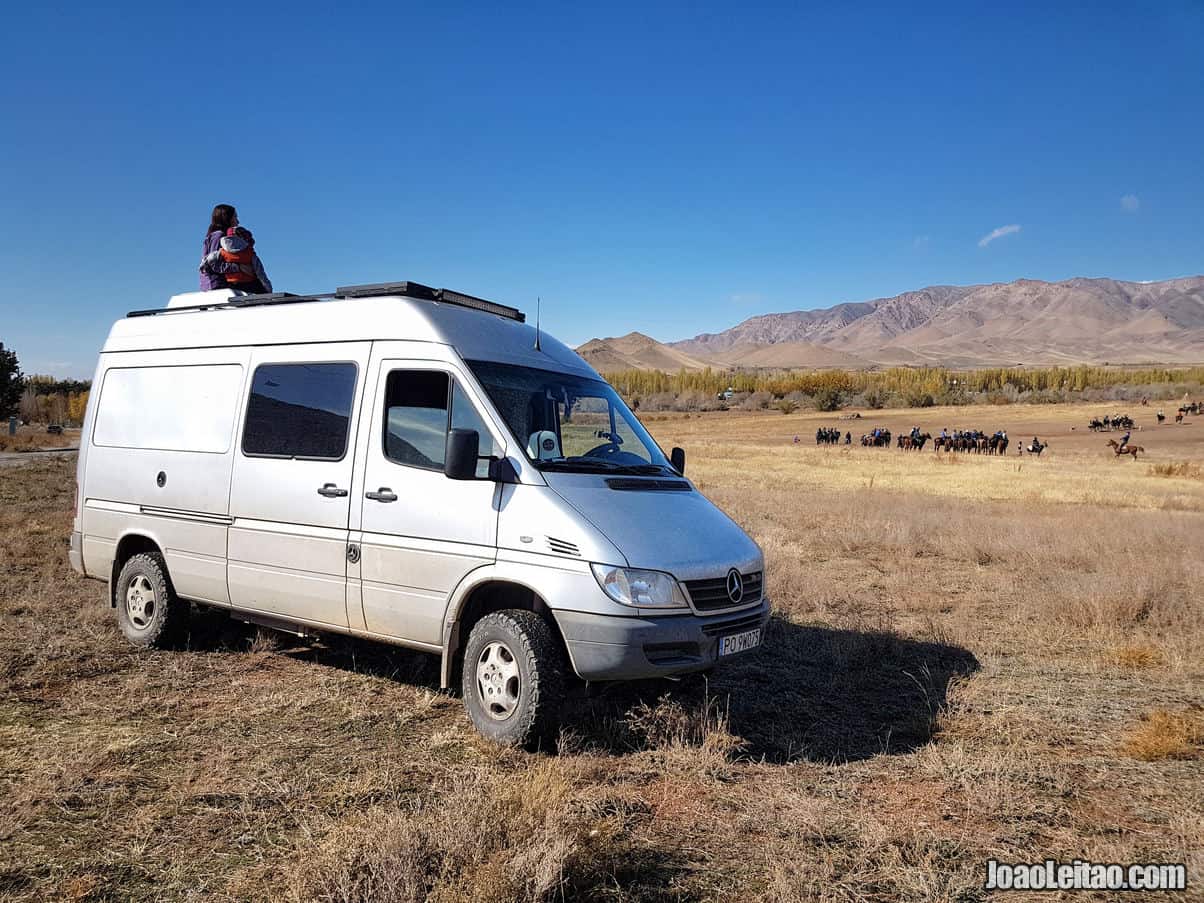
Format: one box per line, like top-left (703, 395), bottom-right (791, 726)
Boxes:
top-left (701, 611), bottom-right (765, 637)
top-left (684, 571), bottom-right (763, 612)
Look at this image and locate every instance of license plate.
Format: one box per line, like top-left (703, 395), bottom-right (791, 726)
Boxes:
top-left (718, 628), bottom-right (761, 657)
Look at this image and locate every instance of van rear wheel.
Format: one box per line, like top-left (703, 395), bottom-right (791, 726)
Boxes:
top-left (115, 553), bottom-right (188, 649)
top-left (461, 610), bottom-right (565, 750)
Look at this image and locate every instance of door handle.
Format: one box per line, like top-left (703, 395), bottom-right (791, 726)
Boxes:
top-left (365, 487), bottom-right (398, 503)
top-left (317, 483), bottom-right (349, 498)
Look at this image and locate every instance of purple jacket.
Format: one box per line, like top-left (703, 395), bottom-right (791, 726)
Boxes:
top-left (199, 230), bottom-right (245, 290)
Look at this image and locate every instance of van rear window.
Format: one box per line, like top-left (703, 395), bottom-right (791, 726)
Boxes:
top-left (94, 364), bottom-right (244, 453)
top-left (242, 363), bottom-right (357, 460)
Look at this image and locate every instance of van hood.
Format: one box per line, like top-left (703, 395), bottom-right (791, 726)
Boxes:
top-left (541, 472), bottom-right (762, 581)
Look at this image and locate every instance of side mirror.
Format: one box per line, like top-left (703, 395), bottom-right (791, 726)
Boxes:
top-left (445, 428), bottom-right (481, 480)
top-left (670, 446), bottom-right (686, 475)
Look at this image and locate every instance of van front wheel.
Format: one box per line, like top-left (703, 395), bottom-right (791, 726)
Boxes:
top-left (461, 610), bottom-right (565, 749)
top-left (115, 553), bottom-right (189, 649)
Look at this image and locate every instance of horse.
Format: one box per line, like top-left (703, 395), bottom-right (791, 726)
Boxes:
top-left (1026, 440), bottom-right (1048, 456)
top-left (865, 429), bottom-right (891, 448)
top-left (1156, 411), bottom-right (1165, 424)
top-left (1107, 439), bottom-right (1144, 460)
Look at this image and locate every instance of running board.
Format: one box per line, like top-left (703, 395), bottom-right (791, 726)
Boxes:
top-left (232, 611), bottom-right (314, 638)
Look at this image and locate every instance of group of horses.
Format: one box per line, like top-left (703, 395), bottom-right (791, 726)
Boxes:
top-left (1088, 414), bottom-right (1134, 431)
top-left (815, 428), bottom-right (849, 446)
top-left (1159, 402), bottom-right (1200, 424)
top-left (848, 428), bottom-right (1026, 454)
top-left (860, 429), bottom-right (893, 447)
top-left (932, 432), bottom-right (1013, 454)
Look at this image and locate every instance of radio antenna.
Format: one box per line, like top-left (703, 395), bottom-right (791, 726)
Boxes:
top-left (534, 296), bottom-right (542, 351)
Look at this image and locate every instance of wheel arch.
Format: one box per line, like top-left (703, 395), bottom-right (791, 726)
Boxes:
top-left (109, 531), bottom-right (166, 607)
top-left (440, 572), bottom-right (570, 689)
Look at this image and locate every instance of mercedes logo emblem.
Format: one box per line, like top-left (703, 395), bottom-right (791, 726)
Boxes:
top-left (726, 568), bottom-right (743, 604)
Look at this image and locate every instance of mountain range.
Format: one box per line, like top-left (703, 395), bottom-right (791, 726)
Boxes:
top-left (577, 276), bottom-right (1204, 371)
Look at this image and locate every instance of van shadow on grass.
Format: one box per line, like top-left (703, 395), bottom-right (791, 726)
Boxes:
top-left (562, 615), bottom-right (980, 764)
top-left (185, 607), bottom-right (444, 690)
top-left (186, 609), bottom-right (978, 764)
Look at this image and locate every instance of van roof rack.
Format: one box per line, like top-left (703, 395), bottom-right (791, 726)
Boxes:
top-left (127, 292), bottom-right (333, 318)
top-left (335, 281), bottom-right (525, 322)
top-left (126, 282), bottom-right (525, 322)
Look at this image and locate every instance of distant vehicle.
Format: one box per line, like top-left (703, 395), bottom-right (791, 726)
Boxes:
top-left (46, 423), bottom-right (64, 435)
top-left (69, 283), bottom-right (768, 747)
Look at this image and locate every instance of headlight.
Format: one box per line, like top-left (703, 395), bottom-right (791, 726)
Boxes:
top-left (590, 564), bottom-right (688, 609)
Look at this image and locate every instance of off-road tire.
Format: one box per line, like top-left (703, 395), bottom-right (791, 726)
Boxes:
top-left (115, 553), bottom-right (189, 649)
top-left (461, 610), bottom-right (565, 750)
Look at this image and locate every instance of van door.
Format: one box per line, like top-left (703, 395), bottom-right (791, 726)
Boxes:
top-left (227, 343), bottom-right (371, 628)
top-left (355, 357), bottom-right (502, 647)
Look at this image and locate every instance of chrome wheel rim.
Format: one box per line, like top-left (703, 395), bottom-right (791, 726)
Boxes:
top-left (125, 574), bottom-right (156, 630)
top-left (476, 641), bottom-right (521, 720)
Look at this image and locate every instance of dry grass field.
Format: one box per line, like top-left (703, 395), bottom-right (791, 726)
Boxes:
top-left (1, 401), bottom-right (1201, 901)
top-left (0, 425), bottom-right (80, 454)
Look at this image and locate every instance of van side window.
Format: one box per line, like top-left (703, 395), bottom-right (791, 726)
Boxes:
top-left (383, 370), bottom-right (496, 475)
top-left (242, 363), bottom-right (357, 460)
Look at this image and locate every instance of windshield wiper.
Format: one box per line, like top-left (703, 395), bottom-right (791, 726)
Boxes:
top-left (536, 459), bottom-right (672, 475)
top-left (619, 463), bottom-right (673, 475)
top-left (536, 459), bottom-right (625, 472)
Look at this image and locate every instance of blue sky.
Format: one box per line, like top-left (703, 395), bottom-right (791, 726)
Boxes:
top-left (2, 2), bottom-right (1201, 378)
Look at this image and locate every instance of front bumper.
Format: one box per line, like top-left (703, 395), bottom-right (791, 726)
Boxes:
top-left (554, 598), bottom-right (770, 681)
top-left (68, 531), bottom-right (84, 576)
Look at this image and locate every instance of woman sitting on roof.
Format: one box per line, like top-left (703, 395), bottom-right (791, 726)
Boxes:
top-left (198, 204), bottom-right (272, 293)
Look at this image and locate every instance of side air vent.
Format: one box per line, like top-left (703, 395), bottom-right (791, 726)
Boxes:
top-left (546, 536), bottom-right (581, 557)
top-left (605, 478), bottom-right (692, 492)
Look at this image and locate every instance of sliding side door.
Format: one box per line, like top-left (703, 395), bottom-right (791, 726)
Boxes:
top-left (227, 343), bottom-right (371, 629)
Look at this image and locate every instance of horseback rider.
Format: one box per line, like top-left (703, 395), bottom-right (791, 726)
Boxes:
top-left (1118, 430), bottom-right (1131, 451)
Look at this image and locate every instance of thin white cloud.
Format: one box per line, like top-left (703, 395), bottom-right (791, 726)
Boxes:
top-left (1121, 194), bottom-right (1140, 212)
top-left (978, 224), bottom-right (1021, 248)
top-left (729, 293), bottom-right (763, 305)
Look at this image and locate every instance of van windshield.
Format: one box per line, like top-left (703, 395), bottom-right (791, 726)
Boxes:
top-left (466, 360), bottom-right (673, 474)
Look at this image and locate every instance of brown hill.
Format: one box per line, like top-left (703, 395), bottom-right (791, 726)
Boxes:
top-left (660, 276), bottom-right (1204, 368)
top-left (577, 332), bottom-right (712, 373)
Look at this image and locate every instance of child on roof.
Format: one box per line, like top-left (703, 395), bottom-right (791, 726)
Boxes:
top-left (201, 225), bottom-right (273, 294)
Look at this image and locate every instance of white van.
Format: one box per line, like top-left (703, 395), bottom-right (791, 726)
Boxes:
top-left (70, 282), bottom-right (768, 746)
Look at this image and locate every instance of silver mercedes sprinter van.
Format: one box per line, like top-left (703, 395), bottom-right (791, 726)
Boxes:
top-left (69, 282), bottom-right (768, 746)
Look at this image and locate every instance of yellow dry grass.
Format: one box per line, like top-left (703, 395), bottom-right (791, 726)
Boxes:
top-left (1122, 708), bottom-right (1204, 761)
top-left (0, 425), bottom-right (80, 453)
top-left (657, 402), bottom-right (1204, 511)
top-left (0, 399), bottom-right (1201, 901)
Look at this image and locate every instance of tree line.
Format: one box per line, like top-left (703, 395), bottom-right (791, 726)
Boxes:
top-left (607, 364), bottom-right (1204, 410)
top-left (0, 344), bottom-right (91, 425)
